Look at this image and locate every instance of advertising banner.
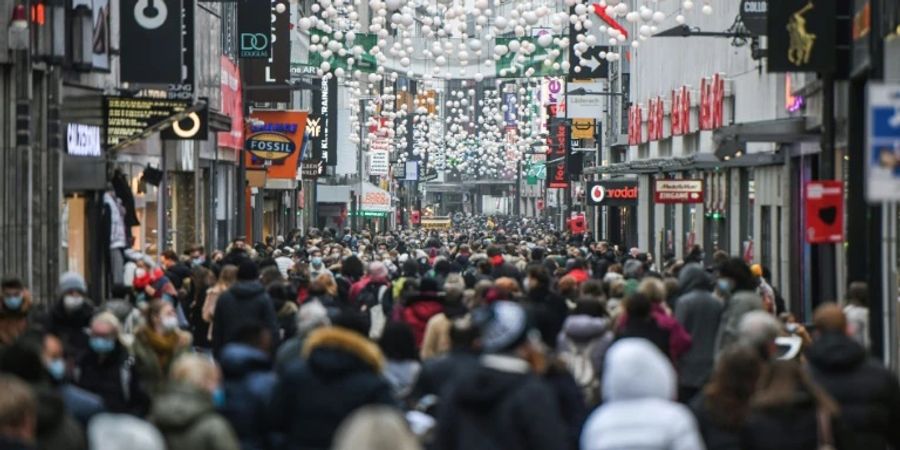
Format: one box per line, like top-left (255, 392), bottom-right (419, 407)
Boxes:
top-left (369, 150), bottom-right (390, 176)
top-left (361, 183), bottom-right (391, 213)
top-left (804, 180), bottom-right (844, 243)
top-left (865, 83), bottom-right (900, 202)
top-left (217, 56), bottom-right (243, 149)
top-left (244, 110), bottom-right (308, 180)
top-left (120, 0), bottom-right (182, 83)
top-left (586, 180), bottom-right (639, 206)
top-left (654, 179), bottom-right (704, 204)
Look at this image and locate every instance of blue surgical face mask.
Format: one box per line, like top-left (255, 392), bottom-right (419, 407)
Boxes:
top-left (89, 336), bottom-right (116, 354)
top-left (311, 257), bottom-right (323, 267)
top-left (717, 279), bottom-right (733, 295)
top-left (3, 295), bottom-right (23, 311)
top-left (212, 387), bottom-right (226, 408)
top-left (191, 257), bottom-right (204, 267)
top-left (47, 358), bottom-right (66, 381)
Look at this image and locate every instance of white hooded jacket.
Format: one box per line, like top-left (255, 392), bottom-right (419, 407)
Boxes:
top-left (580, 338), bottom-right (705, 450)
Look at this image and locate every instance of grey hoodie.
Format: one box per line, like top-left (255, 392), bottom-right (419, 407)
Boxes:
top-left (674, 264), bottom-right (723, 388)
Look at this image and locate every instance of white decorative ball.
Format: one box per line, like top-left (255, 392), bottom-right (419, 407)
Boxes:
top-left (683, 0), bottom-right (694, 9)
top-left (702, 4), bottom-right (713, 14)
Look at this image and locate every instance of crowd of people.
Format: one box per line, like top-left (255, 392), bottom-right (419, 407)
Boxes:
top-left (0, 215), bottom-right (895, 450)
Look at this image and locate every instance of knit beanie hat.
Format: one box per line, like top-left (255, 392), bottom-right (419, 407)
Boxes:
top-left (59, 271), bottom-right (87, 295)
top-left (475, 301), bottom-right (529, 353)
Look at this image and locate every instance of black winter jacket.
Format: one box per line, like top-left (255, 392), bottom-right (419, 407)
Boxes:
top-left (219, 343), bottom-right (277, 450)
top-left (435, 356), bottom-right (568, 450)
top-left (47, 301), bottom-right (95, 361)
top-left (212, 281), bottom-right (279, 355)
top-left (74, 343), bottom-right (148, 415)
top-left (807, 333), bottom-right (900, 450)
top-left (689, 392), bottom-right (742, 450)
top-left (269, 327), bottom-right (394, 450)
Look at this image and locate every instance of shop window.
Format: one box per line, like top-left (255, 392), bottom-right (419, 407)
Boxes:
top-left (638, 143), bottom-right (649, 160)
top-left (658, 138), bottom-right (672, 158)
top-left (64, 195), bottom-right (87, 279)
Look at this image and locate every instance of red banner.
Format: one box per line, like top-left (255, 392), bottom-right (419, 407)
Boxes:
top-left (546, 119), bottom-right (569, 189)
top-left (700, 73), bottom-right (724, 130)
top-left (218, 55), bottom-right (243, 150)
top-left (804, 180), bottom-right (844, 244)
top-left (671, 86), bottom-right (690, 136)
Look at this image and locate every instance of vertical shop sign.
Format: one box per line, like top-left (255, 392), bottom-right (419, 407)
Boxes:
top-left (700, 74), bottom-right (724, 130)
top-left (865, 83), bottom-right (900, 202)
top-left (244, 110), bottom-right (308, 179)
top-left (237, 0), bottom-right (270, 58)
top-left (120, 0), bottom-right (182, 83)
top-left (546, 118), bottom-right (569, 189)
top-left (244, 0), bottom-right (290, 102)
top-left (804, 180), bottom-right (844, 243)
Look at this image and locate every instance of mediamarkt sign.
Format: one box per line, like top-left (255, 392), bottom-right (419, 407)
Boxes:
top-left (586, 180), bottom-right (639, 206)
top-left (654, 179), bottom-right (704, 204)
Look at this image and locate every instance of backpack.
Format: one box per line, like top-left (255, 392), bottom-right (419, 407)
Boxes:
top-left (560, 337), bottom-right (602, 405)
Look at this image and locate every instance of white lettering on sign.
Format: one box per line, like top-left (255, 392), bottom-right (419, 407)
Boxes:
top-left (67, 123), bottom-right (102, 157)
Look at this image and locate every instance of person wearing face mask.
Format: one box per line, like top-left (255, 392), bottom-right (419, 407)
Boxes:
top-left (149, 354), bottom-right (240, 450)
top-left (713, 258), bottom-right (764, 354)
top-left (0, 277), bottom-right (32, 351)
top-left (308, 252), bottom-right (333, 281)
top-left (47, 272), bottom-right (96, 362)
top-left (41, 332), bottom-right (105, 427)
top-left (73, 312), bottom-right (150, 415)
top-left (132, 300), bottom-right (193, 394)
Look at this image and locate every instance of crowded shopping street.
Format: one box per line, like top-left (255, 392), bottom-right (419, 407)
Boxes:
top-left (2, 0), bottom-right (900, 449)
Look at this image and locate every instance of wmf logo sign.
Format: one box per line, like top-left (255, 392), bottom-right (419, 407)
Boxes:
top-left (240, 33), bottom-right (269, 58)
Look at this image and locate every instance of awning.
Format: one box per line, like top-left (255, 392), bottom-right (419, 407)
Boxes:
top-left (713, 117), bottom-right (818, 160)
top-left (317, 185), bottom-right (351, 203)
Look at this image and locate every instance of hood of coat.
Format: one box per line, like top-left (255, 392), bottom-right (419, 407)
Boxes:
top-left (678, 263), bottom-right (714, 294)
top-left (807, 332), bottom-right (866, 372)
top-left (151, 382), bottom-right (214, 431)
top-left (452, 359), bottom-right (529, 408)
top-left (219, 343), bottom-right (272, 379)
top-left (229, 281), bottom-right (265, 300)
top-left (562, 315), bottom-right (611, 342)
top-left (602, 338), bottom-right (675, 402)
top-left (302, 326), bottom-right (385, 376)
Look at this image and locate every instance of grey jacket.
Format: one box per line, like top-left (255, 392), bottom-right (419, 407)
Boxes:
top-left (674, 264), bottom-right (723, 388)
top-left (714, 289), bottom-right (762, 354)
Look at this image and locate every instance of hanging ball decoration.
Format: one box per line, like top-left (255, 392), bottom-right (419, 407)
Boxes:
top-left (652, 11), bottom-right (666, 23)
top-left (701, 4), bottom-right (713, 14)
top-left (537, 33), bottom-right (554, 47)
top-left (683, 0), bottom-right (694, 9)
top-left (675, 14), bottom-right (686, 24)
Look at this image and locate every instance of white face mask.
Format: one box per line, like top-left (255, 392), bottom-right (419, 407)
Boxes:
top-left (161, 315), bottom-right (179, 332)
top-left (63, 295), bottom-right (83, 310)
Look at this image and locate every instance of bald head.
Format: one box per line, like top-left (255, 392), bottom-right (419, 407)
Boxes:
top-left (813, 303), bottom-right (847, 335)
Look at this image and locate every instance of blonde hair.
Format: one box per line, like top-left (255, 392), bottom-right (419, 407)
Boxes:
top-left (312, 273), bottom-right (338, 297)
top-left (637, 278), bottom-right (667, 304)
top-left (169, 354), bottom-right (218, 388)
top-left (332, 406), bottom-right (421, 450)
top-left (216, 265), bottom-right (239, 290)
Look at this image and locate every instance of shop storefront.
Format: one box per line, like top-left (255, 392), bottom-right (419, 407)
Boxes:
top-left (586, 179), bottom-right (639, 249)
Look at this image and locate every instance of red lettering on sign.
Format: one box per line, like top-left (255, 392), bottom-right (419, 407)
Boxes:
top-left (628, 104), bottom-right (643, 146)
top-left (700, 74), bottom-right (724, 131)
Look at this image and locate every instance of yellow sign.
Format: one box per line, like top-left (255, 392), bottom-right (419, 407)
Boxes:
top-left (572, 118), bottom-right (595, 139)
top-left (421, 217), bottom-right (452, 230)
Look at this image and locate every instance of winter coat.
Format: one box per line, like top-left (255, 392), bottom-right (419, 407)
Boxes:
top-left (47, 300), bottom-right (96, 362)
top-left (807, 332), bottom-right (900, 450)
top-left (33, 384), bottom-right (86, 450)
top-left (714, 290), bottom-right (762, 353)
top-left (580, 339), bottom-right (705, 450)
top-left (219, 343), bottom-right (277, 450)
top-left (202, 285), bottom-right (227, 342)
top-left (740, 391), bottom-right (839, 450)
top-left (615, 317), bottom-right (671, 358)
top-left (522, 287), bottom-right (568, 349)
top-left (270, 327), bottom-right (395, 450)
top-left (843, 304), bottom-right (869, 349)
top-left (275, 300), bottom-right (299, 341)
top-left (490, 261), bottom-right (522, 281)
top-left (74, 342), bottom-right (149, 415)
top-left (674, 264), bottom-right (723, 389)
top-left (131, 327), bottom-right (192, 393)
top-left (212, 281), bottom-right (279, 355)
top-left (58, 383), bottom-right (105, 427)
top-left (383, 359), bottom-right (421, 400)
top-left (0, 437), bottom-right (34, 450)
top-left (435, 354), bottom-right (568, 450)
top-left (149, 382), bottom-right (240, 450)
top-left (420, 313), bottom-right (452, 359)
top-left (556, 315), bottom-right (613, 405)
top-left (566, 268), bottom-right (590, 284)
top-left (411, 350), bottom-right (479, 400)
top-left (398, 294), bottom-right (444, 348)
top-left (690, 392), bottom-right (741, 450)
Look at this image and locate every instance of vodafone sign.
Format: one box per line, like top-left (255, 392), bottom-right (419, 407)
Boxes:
top-left (654, 179), bottom-right (704, 204)
top-left (586, 181), bottom-right (639, 206)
